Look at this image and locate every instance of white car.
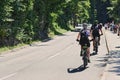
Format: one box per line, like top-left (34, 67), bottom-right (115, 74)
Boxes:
top-left (75, 23), bottom-right (92, 31)
top-left (87, 24), bottom-right (92, 30)
top-left (75, 24), bottom-right (83, 31)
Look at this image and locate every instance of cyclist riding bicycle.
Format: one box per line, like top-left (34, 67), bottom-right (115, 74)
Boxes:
top-left (76, 23), bottom-right (90, 63)
top-left (90, 23), bottom-right (103, 51)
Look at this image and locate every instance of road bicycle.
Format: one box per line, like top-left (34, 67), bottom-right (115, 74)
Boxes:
top-left (76, 39), bottom-right (89, 68)
top-left (93, 36), bottom-right (99, 54)
top-left (93, 34), bottom-right (103, 54)
top-left (81, 44), bottom-right (88, 68)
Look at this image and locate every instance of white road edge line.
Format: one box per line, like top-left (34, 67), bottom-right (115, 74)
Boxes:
top-left (0, 73), bottom-right (17, 80)
top-left (47, 52), bottom-right (61, 60)
top-left (47, 43), bottom-right (73, 60)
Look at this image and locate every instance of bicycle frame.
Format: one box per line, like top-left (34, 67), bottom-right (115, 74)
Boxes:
top-left (76, 40), bottom-right (89, 68)
top-left (81, 45), bottom-right (88, 68)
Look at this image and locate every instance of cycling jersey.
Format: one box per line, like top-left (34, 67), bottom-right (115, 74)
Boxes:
top-left (79, 29), bottom-right (90, 47)
top-left (91, 25), bottom-right (101, 38)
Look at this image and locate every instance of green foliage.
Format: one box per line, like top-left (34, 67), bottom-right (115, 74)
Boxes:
top-left (0, 0), bottom-right (118, 48)
top-left (0, 0), bottom-right (92, 48)
top-left (112, 0), bottom-right (120, 22)
top-left (103, 0), bottom-right (120, 23)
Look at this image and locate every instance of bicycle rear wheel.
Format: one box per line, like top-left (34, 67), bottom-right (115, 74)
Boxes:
top-left (83, 57), bottom-right (88, 68)
top-left (95, 37), bottom-right (98, 54)
top-left (83, 52), bottom-right (88, 68)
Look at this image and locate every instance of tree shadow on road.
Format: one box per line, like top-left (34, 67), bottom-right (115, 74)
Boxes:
top-left (30, 44), bottom-right (49, 47)
top-left (108, 66), bottom-right (120, 76)
top-left (67, 65), bottom-right (88, 73)
top-left (115, 46), bottom-right (120, 48)
top-left (107, 50), bottom-right (120, 76)
top-left (94, 56), bottom-right (107, 68)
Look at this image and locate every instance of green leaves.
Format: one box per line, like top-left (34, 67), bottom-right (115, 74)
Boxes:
top-left (1, 0), bottom-right (119, 48)
top-left (112, 0), bottom-right (120, 21)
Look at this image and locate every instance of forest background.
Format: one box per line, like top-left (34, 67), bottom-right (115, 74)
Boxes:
top-left (0, 0), bottom-right (119, 51)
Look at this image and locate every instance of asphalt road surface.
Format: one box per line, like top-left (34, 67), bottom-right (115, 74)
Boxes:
top-left (0, 31), bottom-right (108, 80)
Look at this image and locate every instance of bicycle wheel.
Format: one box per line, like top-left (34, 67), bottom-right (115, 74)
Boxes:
top-left (95, 42), bottom-right (98, 54)
top-left (83, 52), bottom-right (88, 68)
top-left (83, 57), bottom-right (88, 68)
top-left (95, 37), bottom-right (98, 54)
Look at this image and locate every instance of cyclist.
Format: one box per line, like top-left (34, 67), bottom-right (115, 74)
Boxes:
top-left (118, 23), bottom-right (120, 36)
top-left (90, 23), bottom-right (103, 51)
top-left (76, 23), bottom-right (90, 62)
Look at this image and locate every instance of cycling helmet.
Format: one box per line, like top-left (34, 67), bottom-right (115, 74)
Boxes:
top-left (83, 23), bottom-right (87, 29)
top-left (99, 23), bottom-right (103, 26)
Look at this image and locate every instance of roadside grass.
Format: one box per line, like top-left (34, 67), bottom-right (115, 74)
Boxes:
top-left (0, 25), bottom-right (74, 54)
top-left (49, 28), bottom-right (67, 38)
top-left (0, 43), bottom-right (26, 54)
top-left (49, 25), bottom-right (74, 38)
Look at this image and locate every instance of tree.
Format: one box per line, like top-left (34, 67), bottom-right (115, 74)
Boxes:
top-left (112, 0), bottom-right (120, 22)
top-left (0, 0), bottom-right (13, 46)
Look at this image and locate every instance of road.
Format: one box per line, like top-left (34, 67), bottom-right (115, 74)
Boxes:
top-left (0, 31), bottom-right (108, 80)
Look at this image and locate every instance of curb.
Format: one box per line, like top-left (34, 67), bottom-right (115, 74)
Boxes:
top-left (100, 29), bottom-right (110, 80)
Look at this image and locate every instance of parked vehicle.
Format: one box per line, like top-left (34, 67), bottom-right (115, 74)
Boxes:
top-left (87, 24), bottom-right (92, 30)
top-left (75, 23), bottom-right (92, 31)
top-left (75, 24), bottom-right (83, 31)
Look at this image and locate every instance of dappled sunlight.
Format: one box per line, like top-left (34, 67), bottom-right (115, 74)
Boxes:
top-left (107, 50), bottom-right (120, 75)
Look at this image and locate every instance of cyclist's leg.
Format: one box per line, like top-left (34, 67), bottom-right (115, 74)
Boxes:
top-left (80, 45), bottom-right (83, 56)
top-left (98, 35), bottom-right (100, 45)
top-left (93, 36), bottom-right (95, 51)
top-left (118, 29), bottom-right (120, 36)
top-left (87, 47), bottom-right (90, 58)
top-left (87, 41), bottom-right (90, 62)
top-left (87, 47), bottom-right (90, 62)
